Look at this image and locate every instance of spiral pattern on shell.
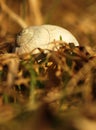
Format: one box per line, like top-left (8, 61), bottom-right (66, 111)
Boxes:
top-left (15, 25), bottom-right (79, 54)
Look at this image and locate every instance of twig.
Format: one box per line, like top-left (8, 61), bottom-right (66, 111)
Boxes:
top-left (28, 0), bottom-right (43, 25)
top-left (0, 0), bottom-right (28, 28)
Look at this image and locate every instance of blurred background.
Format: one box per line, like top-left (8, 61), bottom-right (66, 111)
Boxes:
top-left (0, 0), bottom-right (96, 47)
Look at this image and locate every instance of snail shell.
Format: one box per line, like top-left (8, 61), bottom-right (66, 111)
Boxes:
top-left (15, 24), bottom-right (79, 54)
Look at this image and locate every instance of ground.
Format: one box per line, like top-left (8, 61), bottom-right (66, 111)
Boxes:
top-left (0, 0), bottom-right (96, 130)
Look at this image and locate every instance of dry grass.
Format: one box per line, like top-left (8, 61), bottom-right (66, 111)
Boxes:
top-left (0, 0), bottom-right (96, 129)
top-left (0, 41), bottom-right (96, 129)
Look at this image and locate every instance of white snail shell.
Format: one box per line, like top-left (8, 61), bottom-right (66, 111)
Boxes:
top-left (15, 24), bottom-right (79, 54)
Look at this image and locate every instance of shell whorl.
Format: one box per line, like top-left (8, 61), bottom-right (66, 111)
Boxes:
top-left (15, 24), bottom-right (79, 54)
